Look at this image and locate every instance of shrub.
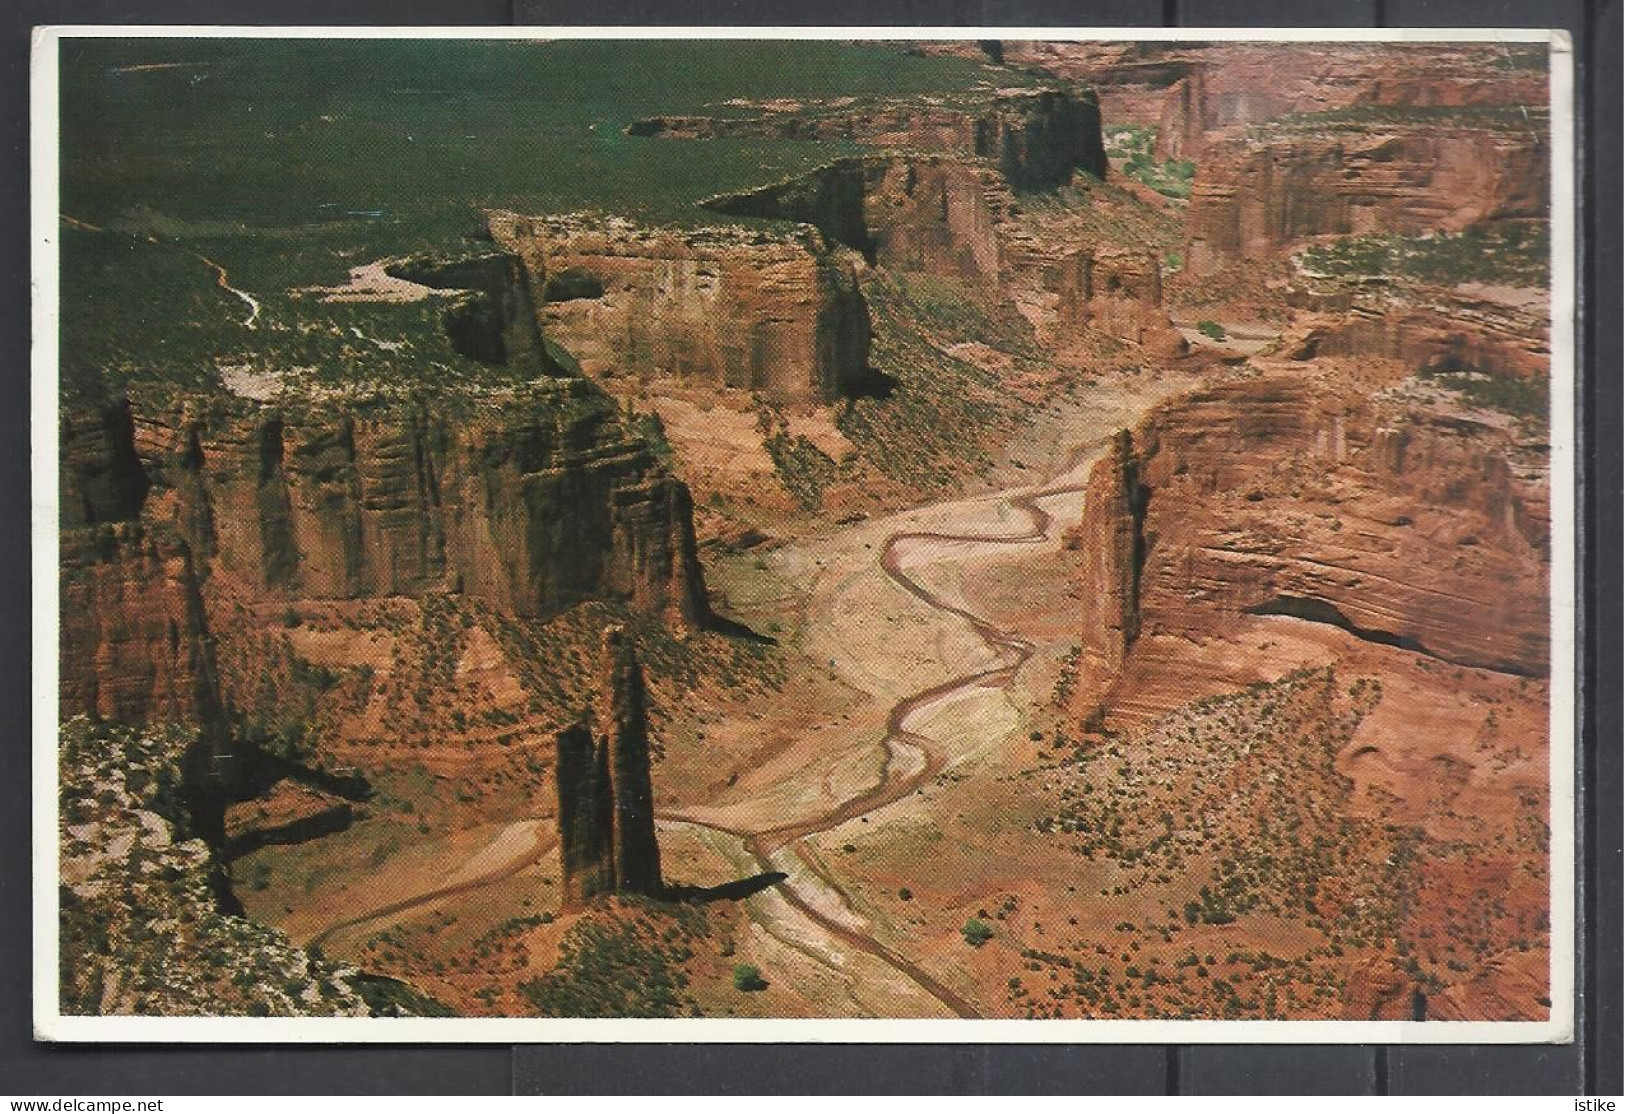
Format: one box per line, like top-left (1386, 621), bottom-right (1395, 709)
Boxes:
top-left (1197, 320), bottom-right (1227, 341)
top-left (732, 963), bottom-right (768, 992)
top-left (962, 918), bottom-right (994, 948)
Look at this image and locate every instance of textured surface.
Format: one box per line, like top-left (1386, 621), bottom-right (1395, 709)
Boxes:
top-left (11, 4), bottom-right (1608, 1099)
top-left (490, 212), bottom-right (872, 405)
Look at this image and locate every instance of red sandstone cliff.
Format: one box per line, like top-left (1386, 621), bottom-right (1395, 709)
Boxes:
top-left (488, 211), bottom-right (871, 406)
top-left (628, 87), bottom-right (1107, 192)
top-left (1072, 371), bottom-right (1549, 702)
top-left (1185, 118), bottom-right (1548, 277)
top-left (556, 624), bottom-right (662, 905)
top-left (702, 156), bottom-right (1013, 283)
top-left (1289, 289), bottom-right (1550, 383)
top-left (58, 380), bottom-right (709, 726)
top-left (706, 155), bottom-right (1185, 357)
top-left (939, 41), bottom-right (1547, 160)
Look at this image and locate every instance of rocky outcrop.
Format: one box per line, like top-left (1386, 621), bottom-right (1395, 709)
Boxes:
top-left (1044, 246), bottom-right (1188, 357)
top-left (58, 380), bottom-right (710, 725)
top-left (1073, 372), bottom-right (1549, 693)
top-left (1289, 291), bottom-right (1549, 382)
top-left (59, 523), bottom-right (218, 726)
top-left (704, 156), bottom-right (1014, 282)
top-left (56, 717), bottom-right (418, 1017)
top-left (61, 399), bottom-right (149, 527)
top-left (487, 211), bottom-right (871, 406)
top-left (959, 41), bottom-right (1548, 158)
top-left (628, 87), bottom-right (1106, 192)
top-left (555, 625), bottom-right (662, 905)
top-left (1072, 429), bottom-right (1148, 693)
top-left (384, 252), bottom-right (555, 371)
top-left (1185, 118), bottom-right (1549, 276)
top-left (710, 155), bottom-right (1189, 357)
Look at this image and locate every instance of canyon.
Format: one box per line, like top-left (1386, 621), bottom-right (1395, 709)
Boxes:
top-left (1184, 115), bottom-right (1549, 277)
top-left (487, 211), bottom-right (873, 406)
top-left (59, 378), bottom-right (710, 727)
top-left (628, 86), bottom-right (1107, 192)
top-left (53, 38), bottom-right (1556, 1025)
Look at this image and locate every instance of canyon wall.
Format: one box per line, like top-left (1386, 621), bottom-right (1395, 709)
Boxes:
top-left (938, 41), bottom-right (1547, 159)
top-left (1072, 372), bottom-right (1549, 696)
top-left (1185, 121), bottom-right (1549, 276)
top-left (555, 625), bottom-right (662, 905)
top-left (1040, 245), bottom-right (1188, 357)
top-left (385, 252), bottom-right (555, 371)
top-left (628, 87), bottom-right (1106, 192)
top-left (1290, 291), bottom-right (1550, 382)
top-left (487, 211), bottom-right (871, 406)
top-left (59, 523), bottom-right (218, 726)
top-left (709, 154), bottom-right (1187, 356)
top-left (58, 380), bottom-right (710, 725)
top-left (702, 156), bottom-right (1013, 283)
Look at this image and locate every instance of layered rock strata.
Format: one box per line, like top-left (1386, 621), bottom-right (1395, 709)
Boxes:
top-left (1185, 118), bottom-right (1549, 276)
top-left (708, 155), bottom-right (1187, 355)
top-left (932, 41), bottom-right (1547, 159)
top-left (487, 211), bottom-right (871, 405)
top-left (1288, 291), bottom-right (1549, 382)
top-left (1072, 371), bottom-right (1549, 702)
top-left (1040, 245), bottom-right (1188, 357)
top-left (703, 156), bottom-right (1014, 282)
top-left (628, 87), bottom-right (1107, 191)
top-left (555, 625), bottom-right (662, 905)
top-left (58, 380), bottom-right (710, 726)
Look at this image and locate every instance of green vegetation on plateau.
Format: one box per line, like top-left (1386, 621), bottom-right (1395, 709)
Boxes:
top-left (517, 899), bottom-right (712, 1017)
top-left (59, 39), bottom-right (1027, 398)
top-left (1298, 220), bottom-right (1549, 289)
top-left (1419, 367), bottom-right (1549, 427)
top-left (61, 39), bottom-right (1015, 279)
top-left (1251, 103), bottom-right (1549, 137)
top-left (1103, 125), bottom-right (1195, 200)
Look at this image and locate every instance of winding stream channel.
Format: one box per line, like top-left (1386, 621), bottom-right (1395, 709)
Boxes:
top-left (659, 446), bottom-right (1100, 1018)
top-left (304, 440), bottom-right (1107, 1018)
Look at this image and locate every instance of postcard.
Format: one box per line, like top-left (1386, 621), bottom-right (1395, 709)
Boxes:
top-left (33, 27), bottom-right (1574, 1042)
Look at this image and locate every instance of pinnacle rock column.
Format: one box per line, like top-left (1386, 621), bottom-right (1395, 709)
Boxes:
top-left (555, 718), bottom-right (614, 905)
top-left (599, 625), bottom-right (662, 896)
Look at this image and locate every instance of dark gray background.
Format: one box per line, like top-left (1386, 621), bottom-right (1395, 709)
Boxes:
top-left (2, 0), bottom-right (1616, 1095)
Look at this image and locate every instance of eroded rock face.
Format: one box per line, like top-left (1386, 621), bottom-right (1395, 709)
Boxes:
top-left (1072, 429), bottom-right (1149, 694)
top-left (555, 625), bottom-right (662, 905)
top-left (1043, 246), bottom-right (1188, 357)
top-left (488, 211), bottom-right (871, 405)
top-left (384, 253), bottom-right (554, 371)
top-left (1186, 122), bottom-right (1548, 277)
top-left (704, 156), bottom-right (1014, 282)
top-left (954, 41), bottom-right (1547, 158)
top-left (1073, 372), bottom-right (1549, 693)
top-left (628, 88), bottom-right (1106, 192)
top-left (58, 381), bottom-right (710, 724)
top-left (1289, 291), bottom-right (1549, 383)
top-left (705, 154), bottom-right (1189, 359)
top-left (59, 523), bottom-right (218, 725)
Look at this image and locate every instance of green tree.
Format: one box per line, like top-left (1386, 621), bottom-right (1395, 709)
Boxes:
top-left (962, 918), bottom-right (994, 948)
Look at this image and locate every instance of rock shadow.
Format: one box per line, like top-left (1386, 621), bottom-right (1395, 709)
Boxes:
top-left (845, 365), bottom-right (899, 401)
top-left (704, 611), bottom-right (778, 646)
top-left (664, 871), bottom-right (788, 904)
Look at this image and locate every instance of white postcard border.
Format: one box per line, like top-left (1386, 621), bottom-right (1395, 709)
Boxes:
top-left (30, 24), bottom-right (1579, 1045)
